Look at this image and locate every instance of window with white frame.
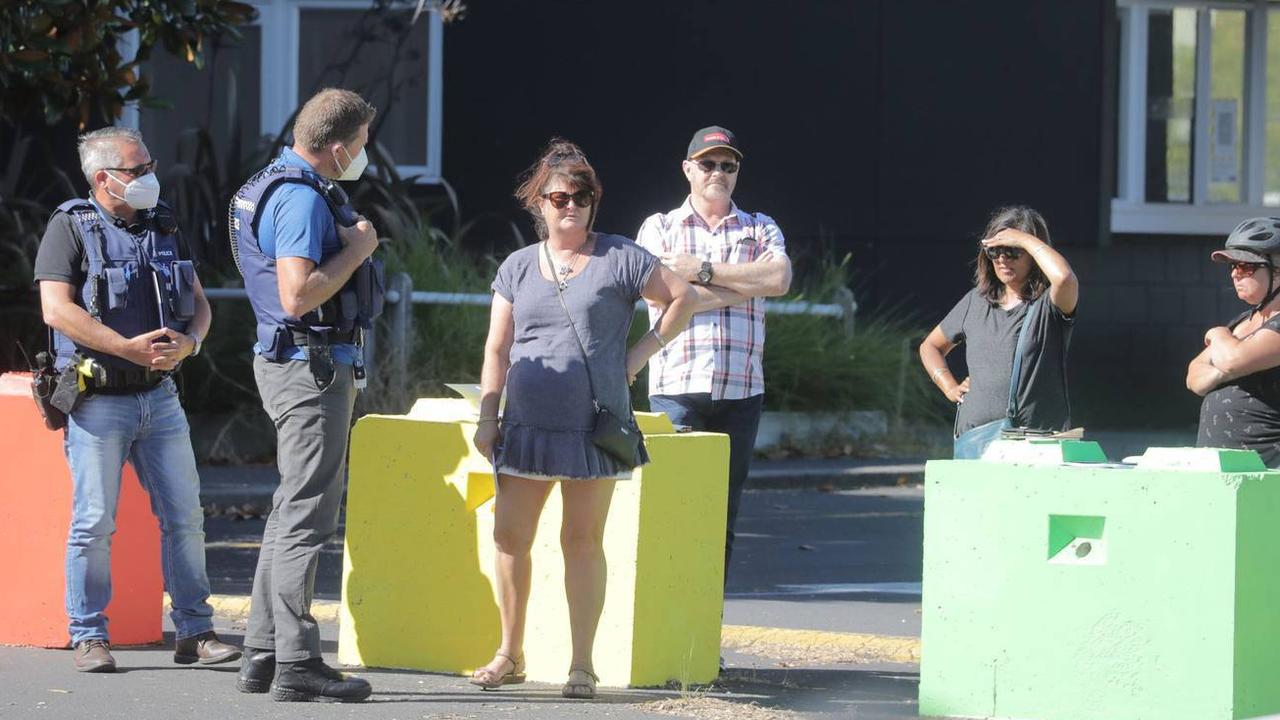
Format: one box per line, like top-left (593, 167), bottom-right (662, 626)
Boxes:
top-left (1113, 0), bottom-right (1280, 234)
top-left (127, 0), bottom-right (443, 183)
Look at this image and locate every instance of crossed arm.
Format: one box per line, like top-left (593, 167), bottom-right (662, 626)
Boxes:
top-left (659, 249), bottom-right (792, 313)
top-left (1186, 323), bottom-right (1280, 396)
top-left (636, 214), bottom-right (793, 315)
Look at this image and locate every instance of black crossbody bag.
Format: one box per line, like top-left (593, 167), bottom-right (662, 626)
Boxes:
top-left (543, 240), bottom-right (643, 467)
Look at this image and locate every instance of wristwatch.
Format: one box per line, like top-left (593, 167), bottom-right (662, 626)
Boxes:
top-left (190, 332), bottom-right (203, 357)
top-left (696, 260), bottom-right (714, 285)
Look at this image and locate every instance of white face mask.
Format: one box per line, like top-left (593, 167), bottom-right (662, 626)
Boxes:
top-left (334, 146), bottom-right (369, 181)
top-left (105, 171), bottom-right (161, 210)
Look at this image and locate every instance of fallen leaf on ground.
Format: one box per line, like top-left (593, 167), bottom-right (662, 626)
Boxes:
top-left (641, 697), bottom-right (800, 720)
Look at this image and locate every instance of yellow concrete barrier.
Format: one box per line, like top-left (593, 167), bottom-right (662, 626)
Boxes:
top-left (338, 399), bottom-right (729, 688)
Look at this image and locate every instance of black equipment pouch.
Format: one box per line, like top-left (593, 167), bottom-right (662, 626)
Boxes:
top-left (50, 361), bottom-right (86, 416)
top-left (169, 260), bottom-right (197, 320)
top-left (31, 351), bottom-right (67, 430)
top-left (306, 330), bottom-right (336, 391)
top-left (355, 258), bottom-right (386, 325)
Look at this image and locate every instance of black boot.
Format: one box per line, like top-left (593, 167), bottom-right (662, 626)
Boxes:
top-left (271, 657), bottom-right (372, 703)
top-left (236, 647), bottom-right (275, 694)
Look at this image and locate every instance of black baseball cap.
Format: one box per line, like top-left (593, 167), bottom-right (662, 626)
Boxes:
top-left (687, 126), bottom-right (742, 160)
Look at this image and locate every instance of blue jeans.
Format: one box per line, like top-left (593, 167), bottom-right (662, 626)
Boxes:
top-left (63, 378), bottom-right (213, 644)
top-left (649, 393), bottom-right (764, 582)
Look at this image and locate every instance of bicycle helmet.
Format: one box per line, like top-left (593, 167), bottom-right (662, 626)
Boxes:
top-left (1211, 217), bottom-right (1280, 312)
top-left (1212, 217), bottom-right (1280, 263)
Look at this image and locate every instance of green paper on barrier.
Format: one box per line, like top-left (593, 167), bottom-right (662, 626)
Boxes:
top-left (981, 438), bottom-right (1107, 465)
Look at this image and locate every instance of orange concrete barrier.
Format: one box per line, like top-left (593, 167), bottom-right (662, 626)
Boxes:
top-left (0, 372), bottom-right (162, 647)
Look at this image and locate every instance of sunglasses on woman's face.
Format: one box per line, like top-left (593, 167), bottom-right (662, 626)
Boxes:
top-left (541, 190), bottom-right (594, 209)
top-left (983, 245), bottom-right (1023, 261)
top-left (694, 159), bottom-right (739, 174)
top-left (1229, 261), bottom-right (1268, 275)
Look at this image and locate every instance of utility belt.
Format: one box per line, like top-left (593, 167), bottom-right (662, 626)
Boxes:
top-left (60, 356), bottom-right (168, 397)
top-left (266, 326), bottom-right (365, 392)
top-left (35, 354), bottom-right (168, 429)
top-left (81, 363), bottom-right (170, 395)
top-left (289, 328), bottom-right (357, 347)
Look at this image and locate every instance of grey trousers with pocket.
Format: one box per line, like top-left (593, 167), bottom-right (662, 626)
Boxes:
top-left (245, 356), bottom-right (355, 662)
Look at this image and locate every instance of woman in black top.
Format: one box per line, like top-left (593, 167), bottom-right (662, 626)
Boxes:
top-left (1189, 217), bottom-right (1280, 467)
top-left (918, 206), bottom-right (1079, 459)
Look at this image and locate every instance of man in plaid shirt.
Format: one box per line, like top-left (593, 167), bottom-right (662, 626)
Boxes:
top-left (636, 125), bottom-right (792, 582)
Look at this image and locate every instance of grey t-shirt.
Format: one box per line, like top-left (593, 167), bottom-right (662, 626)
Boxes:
top-left (1197, 310), bottom-right (1280, 467)
top-left (940, 288), bottom-right (1074, 434)
top-left (490, 233), bottom-right (657, 475)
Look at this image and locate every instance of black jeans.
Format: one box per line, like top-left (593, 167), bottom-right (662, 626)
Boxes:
top-left (649, 393), bottom-right (764, 583)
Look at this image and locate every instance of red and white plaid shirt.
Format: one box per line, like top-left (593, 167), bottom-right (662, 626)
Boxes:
top-left (636, 197), bottom-right (788, 400)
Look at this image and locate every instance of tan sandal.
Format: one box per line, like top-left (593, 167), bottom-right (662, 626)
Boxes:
top-left (469, 651), bottom-right (526, 690)
top-left (562, 667), bottom-right (598, 699)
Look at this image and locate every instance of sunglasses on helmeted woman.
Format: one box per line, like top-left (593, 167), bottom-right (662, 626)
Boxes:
top-left (1229, 261), bottom-right (1269, 274)
top-left (540, 190), bottom-right (594, 209)
top-left (982, 245), bottom-right (1023, 260)
top-left (693, 159), bottom-right (739, 174)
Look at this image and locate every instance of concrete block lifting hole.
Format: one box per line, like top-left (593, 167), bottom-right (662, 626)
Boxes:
top-left (1048, 514), bottom-right (1106, 566)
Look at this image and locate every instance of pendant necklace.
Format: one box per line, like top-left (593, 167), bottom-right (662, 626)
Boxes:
top-left (553, 240), bottom-right (587, 290)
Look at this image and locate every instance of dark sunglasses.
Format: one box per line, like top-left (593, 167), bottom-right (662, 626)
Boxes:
top-left (983, 245), bottom-right (1023, 261)
top-left (105, 160), bottom-right (157, 178)
top-left (693, 159), bottom-right (739, 174)
top-left (1229, 261), bottom-right (1269, 274)
top-left (541, 190), bottom-right (594, 209)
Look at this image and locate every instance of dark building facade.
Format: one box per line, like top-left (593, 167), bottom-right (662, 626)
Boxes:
top-left (7, 0), bottom-right (1276, 430)
top-left (440, 0), bottom-right (1280, 430)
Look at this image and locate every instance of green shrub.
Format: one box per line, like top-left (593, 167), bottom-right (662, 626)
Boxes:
top-left (757, 255), bottom-right (948, 422)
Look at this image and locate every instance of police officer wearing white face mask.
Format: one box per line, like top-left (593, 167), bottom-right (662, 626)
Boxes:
top-left (33, 127), bottom-right (239, 673)
top-left (230, 88), bottom-right (381, 703)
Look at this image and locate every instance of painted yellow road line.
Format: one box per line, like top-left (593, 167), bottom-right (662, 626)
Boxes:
top-left (168, 593), bottom-right (341, 624)
top-left (185, 594), bottom-right (919, 666)
top-left (721, 624), bottom-right (920, 665)
top-left (202, 541), bottom-right (263, 550)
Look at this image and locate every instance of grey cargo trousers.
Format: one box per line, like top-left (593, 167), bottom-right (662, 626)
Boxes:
top-left (245, 356), bottom-right (355, 662)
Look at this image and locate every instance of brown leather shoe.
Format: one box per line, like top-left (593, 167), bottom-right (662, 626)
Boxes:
top-left (74, 639), bottom-right (116, 673)
top-left (174, 631), bottom-right (242, 665)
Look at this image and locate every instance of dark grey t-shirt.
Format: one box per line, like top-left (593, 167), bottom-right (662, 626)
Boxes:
top-left (1197, 311), bottom-right (1280, 467)
top-left (940, 288), bottom-right (1074, 434)
top-left (33, 202), bottom-right (195, 286)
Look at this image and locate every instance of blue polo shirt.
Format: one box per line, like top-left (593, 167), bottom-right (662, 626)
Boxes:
top-left (253, 147), bottom-right (359, 365)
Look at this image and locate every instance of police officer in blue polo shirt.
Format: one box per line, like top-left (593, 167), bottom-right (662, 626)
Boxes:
top-left (230, 88), bottom-right (381, 703)
top-left (34, 127), bottom-right (240, 673)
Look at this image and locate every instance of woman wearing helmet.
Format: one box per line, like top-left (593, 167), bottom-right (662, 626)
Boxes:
top-left (1189, 217), bottom-right (1280, 466)
top-left (918, 206), bottom-right (1079, 459)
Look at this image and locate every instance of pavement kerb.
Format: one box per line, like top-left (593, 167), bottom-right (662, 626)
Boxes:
top-left (184, 593), bottom-right (920, 666)
top-left (745, 463), bottom-right (924, 490)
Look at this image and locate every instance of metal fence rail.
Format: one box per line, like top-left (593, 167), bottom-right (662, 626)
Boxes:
top-left (205, 274), bottom-right (857, 396)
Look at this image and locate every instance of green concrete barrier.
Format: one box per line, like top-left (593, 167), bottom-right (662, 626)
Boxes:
top-left (920, 441), bottom-right (1280, 720)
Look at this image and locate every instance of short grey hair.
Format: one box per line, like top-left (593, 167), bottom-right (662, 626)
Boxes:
top-left (78, 127), bottom-right (146, 185)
